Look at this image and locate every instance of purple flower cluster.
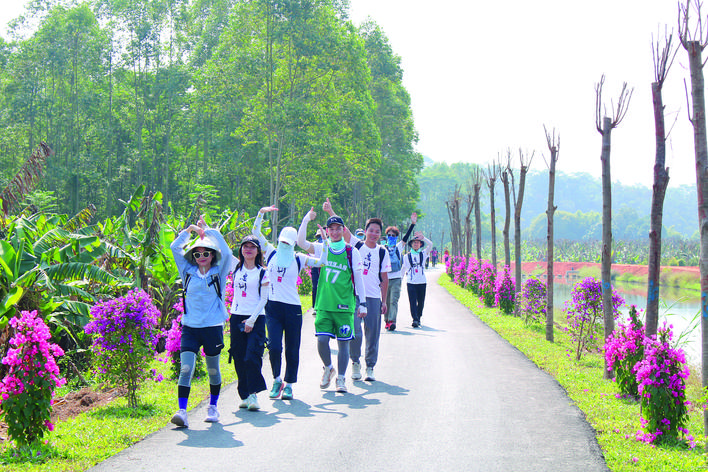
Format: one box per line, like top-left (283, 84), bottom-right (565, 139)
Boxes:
top-left (519, 278), bottom-right (546, 324)
top-left (604, 306), bottom-right (644, 398)
top-left (563, 277), bottom-right (624, 361)
top-left (84, 289), bottom-right (160, 408)
top-left (0, 310), bottom-right (66, 446)
top-left (495, 266), bottom-right (516, 315)
top-left (476, 262), bottom-right (496, 307)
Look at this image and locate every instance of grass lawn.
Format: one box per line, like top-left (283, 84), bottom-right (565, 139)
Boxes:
top-left (437, 275), bottom-right (707, 472)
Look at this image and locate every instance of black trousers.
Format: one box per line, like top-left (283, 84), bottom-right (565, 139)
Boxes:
top-left (406, 283), bottom-right (427, 322)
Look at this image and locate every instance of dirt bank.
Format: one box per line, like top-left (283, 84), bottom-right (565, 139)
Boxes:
top-left (511, 261), bottom-right (699, 280)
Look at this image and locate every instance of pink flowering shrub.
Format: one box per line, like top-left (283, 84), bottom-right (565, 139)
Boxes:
top-left (495, 266), bottom-right (516, 315)
top-left (84, 289), bottom-right (160, 408)
top-left (518, 277), bottom-right (545, 324)
top-left (465, 257), bottom-right (479, 292)
top-left (476, 262), bottom-right (496, 307)
top-left (0, 310), bottom-right (66, 446)
top-left (604, 305), bottom-right (644, 398)
top-left (634, 322), bottom-right (693, 447)
top-left (563, 277), bottom-right (624, 361)
top-left (298, 266), bottom-right (312, 295)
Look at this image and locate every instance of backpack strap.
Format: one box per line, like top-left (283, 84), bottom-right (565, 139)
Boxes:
top-left (208, 274), bottom-right (222, 299)
top-left (378, 246), bottom-right (385, 282)
top-left (419, 252), bottom-right (424, 266)
top-left (267, 251), bottom-right (277, 265)
top-left (354, 240), bottom-right (364, 250)
top-left (345, 244), bottom-right (356, 297)
top-left (182, 272), bottom-right (193, 314)
top-left (258, 268), bottom-right (266, 296)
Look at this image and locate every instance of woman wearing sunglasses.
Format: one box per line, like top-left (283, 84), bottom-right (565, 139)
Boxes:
top-left (169, 216), bottom-right (236, 428)
top-left (252, 206), bottom-right (327, 401)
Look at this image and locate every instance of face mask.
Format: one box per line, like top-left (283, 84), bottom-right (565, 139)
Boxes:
top-left (387, 236), bottom-right (397, 247)
top-left (410, 248), bottom-right (421, 255)
top-left (330, 239), bottom-right (345, 251)
top-left (275, 242), bottom-right (295, 268)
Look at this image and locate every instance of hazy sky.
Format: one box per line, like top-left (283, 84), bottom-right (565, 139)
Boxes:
top-left (349, 0), bottom-right (698, 187)
top-left (1, 0), bottom-right (701, 187)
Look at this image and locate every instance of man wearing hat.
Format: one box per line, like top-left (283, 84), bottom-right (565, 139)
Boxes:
top-left (402, 231), bottom-right (433, 328)
top-left (297, 207), bottom-right (366, 393)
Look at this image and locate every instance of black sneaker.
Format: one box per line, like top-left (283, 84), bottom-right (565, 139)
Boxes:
top-left (412, 321), bottom-right (420, 328)
top-left (390, 323), bottom-right (396, 331)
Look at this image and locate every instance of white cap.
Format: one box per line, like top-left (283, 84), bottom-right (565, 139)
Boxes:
top-left (278, 226), bottom-right (297, 246)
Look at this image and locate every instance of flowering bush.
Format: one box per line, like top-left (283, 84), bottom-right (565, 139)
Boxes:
top-left (563, 277), bottom-right (624, 361)
top-left (635, 322), bottom-right (693, 447)
top-left (604, 305), bottom-right (644, 398)
top-left (465, 257), bottom-right (480, 293)
top-left (0, 310), bottom-right (65, 447)
top-left (85, 289), bottom-right (160, 408)
top-left (476, 262), bottom-right (496, 307)
top-left (519, 277), bottom-right (545, 324)
top-left (494, 266), bottom-right (515, 314)
top-left (298, 266), bottom-right (313, 295)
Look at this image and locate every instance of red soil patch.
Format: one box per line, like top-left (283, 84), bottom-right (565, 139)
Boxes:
top-left (512, 261), bottom-right (699, 280)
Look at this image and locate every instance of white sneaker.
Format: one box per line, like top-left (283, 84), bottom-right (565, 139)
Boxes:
top-left (239, 398), bottom-right (249, 409)
top-left (351, 361), bottom-right (362, 380)
top-left (170, 409), bottom-right (188, 428)
top-left (335, 375), bottom-right (347, 393)
top-left (247, 393), bottom-right (260, 411)
top-left (365, 367), bottom-right (375, 381)
top-left (320, 366), bottom-right (336, 389)
top-left (205, 404), bottom-right (220, 423)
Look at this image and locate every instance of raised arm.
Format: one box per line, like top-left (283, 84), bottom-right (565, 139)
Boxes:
top-left (253, 206), bottom-right (277, 253)
top-left (402, 212), bottom-right (417, 243)
top-left (297, 207), bottom-right (317, 254)
top-left (323, 197), bottom-right (352, 243)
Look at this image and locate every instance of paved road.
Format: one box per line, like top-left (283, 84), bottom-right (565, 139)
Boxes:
top-left (89, 268), bottom-right (608, 472)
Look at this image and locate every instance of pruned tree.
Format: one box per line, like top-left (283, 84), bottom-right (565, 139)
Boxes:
top-left (679, 0), bottom-right (708, 442)
top-left (445, 185), bottom-right (463, 256)
top-left (510, 149), bottom-right (534, 314)
top-left (472, 168), bottom-right (483, 264)
top-left (484, 161), bottom-right (500, 271)
top-left (595, 74), bottom-right (633, 379)
top-left (464, 191), bottom-right (473, 258)
top-left (646, 29), bottom-right (678, 337)
top-left (543, 125), bottom-right (560, 342)
top-left (501, 150), bottom-right (512, 268)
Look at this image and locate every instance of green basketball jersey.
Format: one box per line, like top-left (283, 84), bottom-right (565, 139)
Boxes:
top-left (315, 246), bottom-right (356, 312)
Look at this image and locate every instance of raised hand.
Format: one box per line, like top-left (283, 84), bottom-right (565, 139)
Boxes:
top-left (411, 212), bottom-right (417, 225)
top-left (322, 198), bottom-right (334, 216)
top-left (307, 207), bottom-right (317, 221)
top-left (260, 205), bottom-right (278, 214)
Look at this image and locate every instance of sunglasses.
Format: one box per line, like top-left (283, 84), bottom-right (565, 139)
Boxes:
top-left (193, 250), bottom-right (212, 259)
top-left (387, 234), bottom-right (397, 237)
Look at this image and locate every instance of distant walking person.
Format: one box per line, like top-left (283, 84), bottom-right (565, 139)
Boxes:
top-left (402, 231), bottom-right (433, 328)
top-left (383, 213), bottom-right (416, 331)
top-left (298, 207), bottom-right (366, 393)
top-left (169, 216), bottom-right (234, 427)
top-left (252, 206), bottom-right (326, 401)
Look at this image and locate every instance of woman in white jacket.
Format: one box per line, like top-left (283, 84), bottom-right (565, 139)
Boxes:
top-left (402, 232), bottom-right (433, 328)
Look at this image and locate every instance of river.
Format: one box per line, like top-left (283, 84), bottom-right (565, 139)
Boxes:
top-left (527, 275), bottom-right (702, 364)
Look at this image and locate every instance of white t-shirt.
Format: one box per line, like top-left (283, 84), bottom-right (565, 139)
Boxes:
top-left (230, 266), bottom-right (269, 315)
top-left (264, 247), bottom-right (311, 306)
top-left (352, 240), bottom-right (391, 299)
top-left (402, 250), bottom-right (428, 285)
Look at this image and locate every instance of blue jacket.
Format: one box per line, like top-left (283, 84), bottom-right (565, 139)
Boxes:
top-left (170, 228), bottom-right (236, 328)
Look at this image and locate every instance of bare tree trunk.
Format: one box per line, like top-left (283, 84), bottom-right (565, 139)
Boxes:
top-left (465, 193), bottom-right (473, 258)
top-left (544, 126), bottom-right (559, 342)
top-left (595, 74), bottom-right (632, 380)
top-left (646, 34), bottom-right (676, 337)
top-left (681, 9), bottom-right (708, 438)
top-left (474, 182), bottom-right (482, 265)
top-left (486, 163), bottom-right (499, 271)
top-left (501, 166), bottom-right (512, 268)
top-left (513, 151), bottom-right (532, 314)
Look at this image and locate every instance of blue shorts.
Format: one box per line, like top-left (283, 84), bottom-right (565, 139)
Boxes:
top-left (180, 325), bottom-right (224, 356)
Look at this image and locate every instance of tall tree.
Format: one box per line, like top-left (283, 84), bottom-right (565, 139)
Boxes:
top-left (543, 126), bottom-right (559, 342)
top-left (500, 155), bottom-right (512, 268)
top-left (472, 168), bottom-right (482, 265)
top-left (510, 149), bottom-right (533, 313)
top-left (595, 74), bottom-right (632, 379)
top-left (680, 0), bottom-right (708, 443)
top-left (485, 162), bottom-right (499, 271)
top-left (646, 31), bottom-right (677, 337)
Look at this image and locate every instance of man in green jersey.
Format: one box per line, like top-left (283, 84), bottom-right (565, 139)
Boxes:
top-left (298, 208), bottom-right (367, 393)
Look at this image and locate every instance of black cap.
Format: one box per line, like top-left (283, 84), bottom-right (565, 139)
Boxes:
top-left (326, 215), bottom-right (345, 227)
top-left (240, 235), bottom-right (261, 249)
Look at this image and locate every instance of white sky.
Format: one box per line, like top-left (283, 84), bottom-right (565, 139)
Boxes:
top-left (349, 0), bottom-right (698, 187)
top-left (1, 0), bottom-right (702, 187)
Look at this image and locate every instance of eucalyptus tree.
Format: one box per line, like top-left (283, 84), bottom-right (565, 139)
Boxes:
top-left (679, 0), bottom-right (708, 442)
top-left (543, 126), bottom-right (559, 342)
top-left (594, 74), bottom-right (632, 379)
top-left (646, 31), bottom-right (677, 338)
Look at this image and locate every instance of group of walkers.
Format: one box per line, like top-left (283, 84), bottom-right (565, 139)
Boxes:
top-left (168, 201), bottom-right (433, 428)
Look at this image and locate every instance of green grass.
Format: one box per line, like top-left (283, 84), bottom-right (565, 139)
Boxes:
top-left (438, 275), bottom-right (708, 472)
top-left (0, 295), bottom-right (318, 471)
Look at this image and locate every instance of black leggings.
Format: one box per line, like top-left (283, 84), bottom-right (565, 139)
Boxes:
top-left (407, 283), bottom-right (426, 322)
